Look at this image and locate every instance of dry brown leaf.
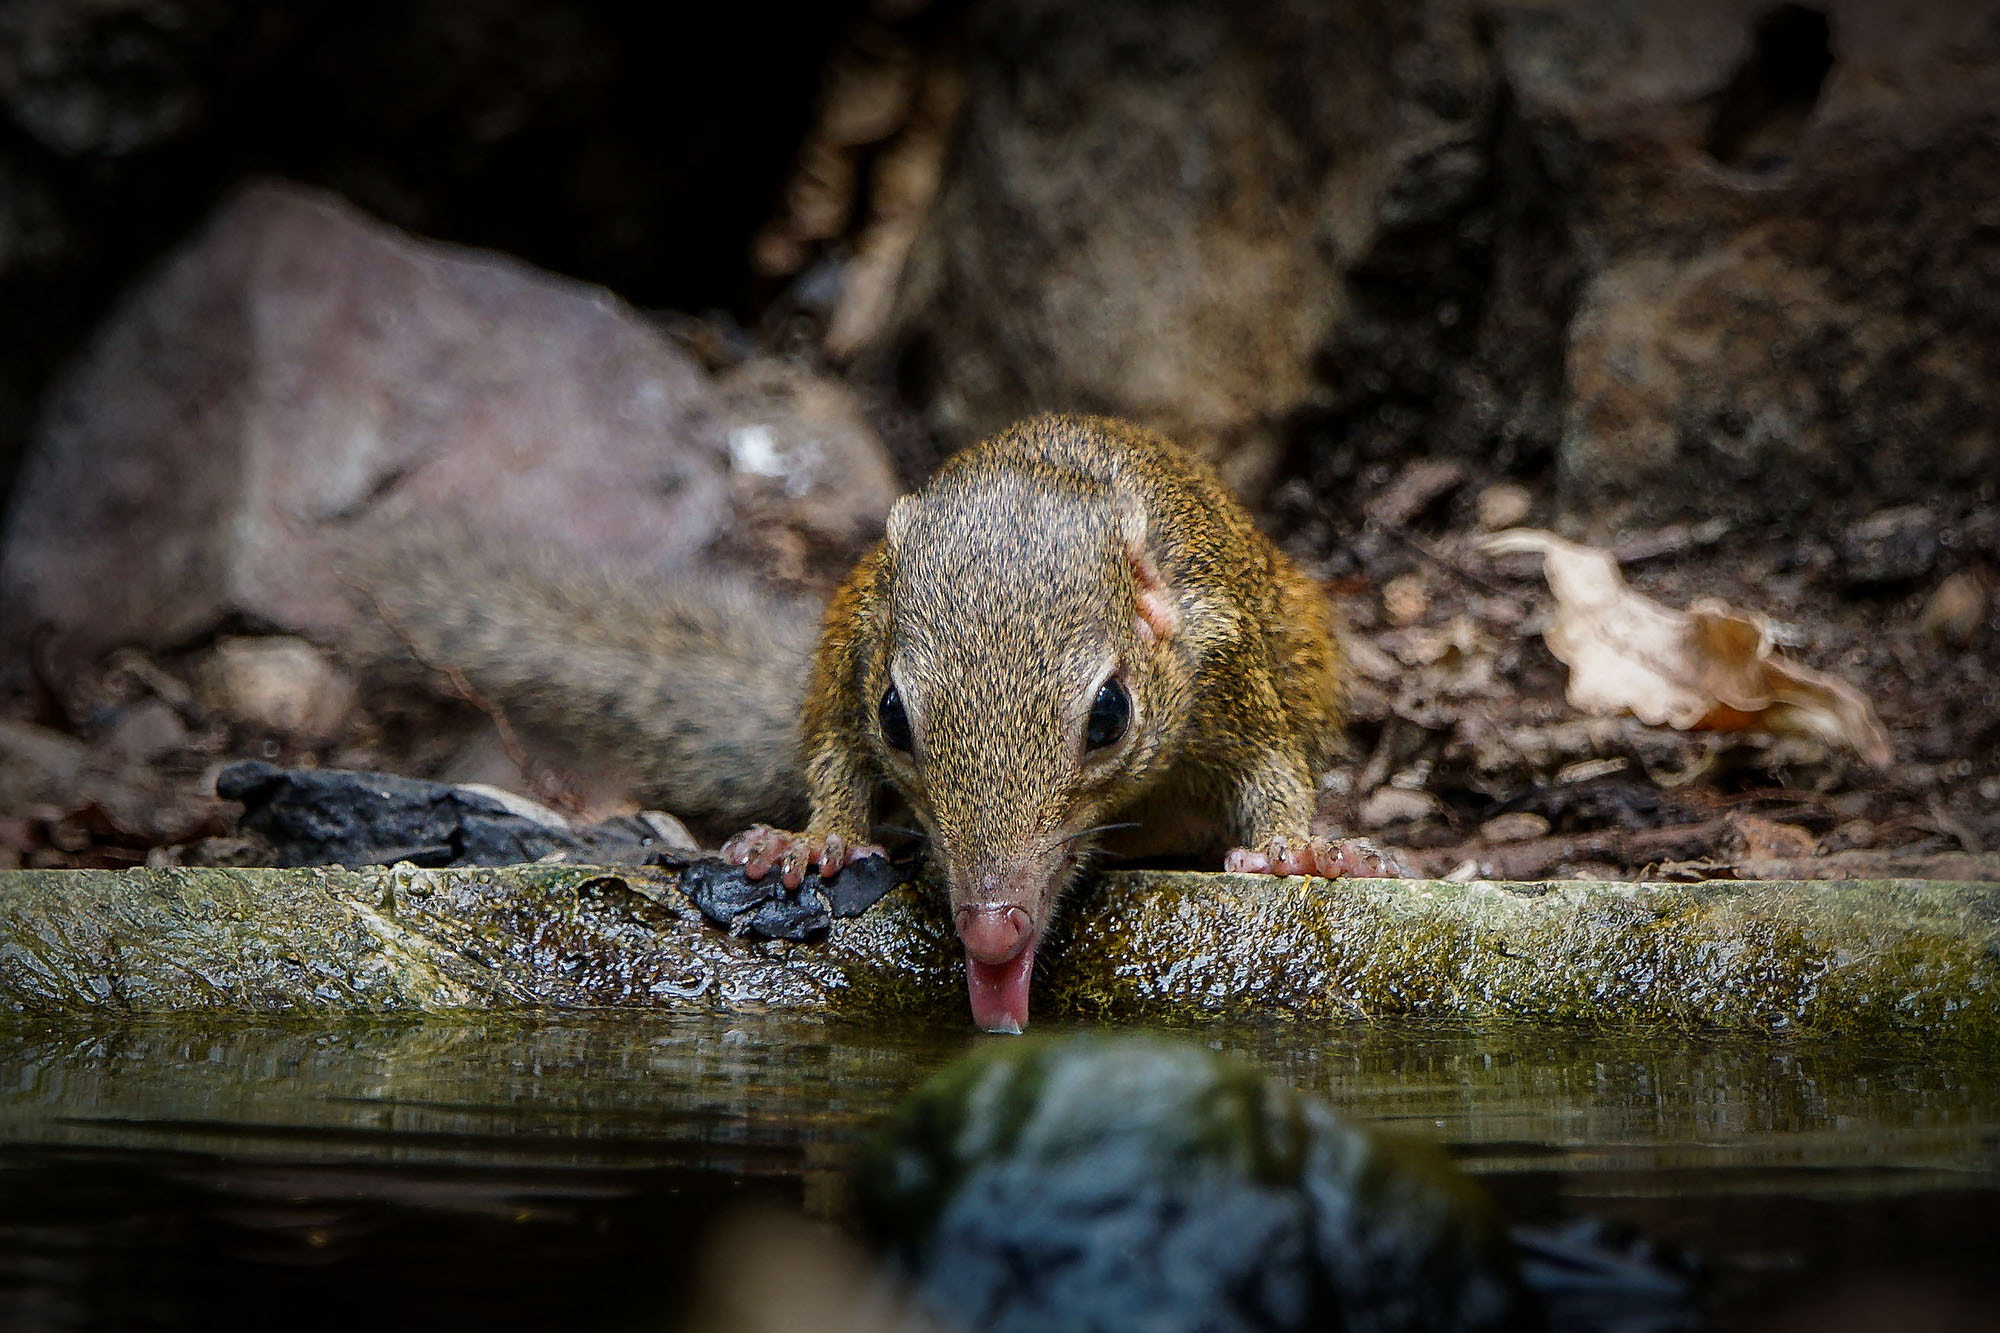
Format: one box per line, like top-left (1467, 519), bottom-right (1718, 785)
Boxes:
top-left (1481, 529), bottom-right (1893, 767)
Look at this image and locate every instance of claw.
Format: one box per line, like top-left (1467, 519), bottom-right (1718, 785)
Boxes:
top-left (779, 840), bottom-right (812, 889)
top-left (721, 825), bottom-right (889, 883)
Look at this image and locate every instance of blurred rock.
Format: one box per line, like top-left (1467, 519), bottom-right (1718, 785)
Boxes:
top-left (1729, 812), bottom-right (1819, 861)
top-left (856, 1035), bottom-right (1695, 1333)
top-left (1823, 818), bottom-right (1878, 852)
top-left (1382, 573), bottom-right (1432, 627)
top-left (1478, 811), bottom-right (1549, 844)
top-left (714, 356), bottom-right (902, 570)
top-left (0, 717), bottom-right (217, 856)
top-left (99, 698), bottom-right (192, 767)
top-left (1838, 504), bottom-right (1941, 588)
top-left (857, 1035), bottom-right (1530, 1333)
top-left (1359, 786), bottom-right (1447, 830)
top-left (1512, 0), bottom-right (2000, 526)
top-left (0, 182), bottom-right (896, 684)
top-left (1919, 570), bottom-right (1988, 647)
top-left (1475, 483), bottom-right (1533, 532)
top-left (215, 760), bottom-right (674, 869)
top-left (198, 636), bottom-right (357, 744)
top-left (0, 719), bottom-right (86, 813)
top-left (0, 0), bottom-right (233, 158)
top-left (869, 0), bottom-right (1493, 485)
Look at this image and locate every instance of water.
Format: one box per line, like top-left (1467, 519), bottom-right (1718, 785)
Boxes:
top-left (0, 1013), bottom-right (1993, 1331)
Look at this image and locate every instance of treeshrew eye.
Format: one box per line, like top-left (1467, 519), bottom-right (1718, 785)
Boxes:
top-left (879, 684), bottom-right (913, 753)
top-left (1086, 679), bottom-right (1130, 751)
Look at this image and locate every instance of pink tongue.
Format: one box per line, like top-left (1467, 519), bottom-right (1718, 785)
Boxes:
top-left (966, 943), bottom-right (1036, 1034)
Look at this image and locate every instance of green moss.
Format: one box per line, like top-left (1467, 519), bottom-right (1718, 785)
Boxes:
top-left (3, 866), bottom-right (1996, 1038)
top-left (1042, 873), bottom-right (2000, 1042)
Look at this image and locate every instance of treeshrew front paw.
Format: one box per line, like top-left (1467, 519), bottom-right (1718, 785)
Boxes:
top-left (1224, 835), bottom-right (1405, 879)
top-left (722, 824), bottom-right (886, 890)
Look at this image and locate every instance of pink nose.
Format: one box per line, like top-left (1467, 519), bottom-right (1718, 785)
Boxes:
top-left (956, 905), bottom-right (1033, 965)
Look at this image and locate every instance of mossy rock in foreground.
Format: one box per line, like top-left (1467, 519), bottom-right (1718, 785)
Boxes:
top-left (0, 865), bottom-right (1995, 1038)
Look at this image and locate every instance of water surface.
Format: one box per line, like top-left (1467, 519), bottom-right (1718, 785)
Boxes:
top-left (0, 1014), bottom-right (1993, 1330)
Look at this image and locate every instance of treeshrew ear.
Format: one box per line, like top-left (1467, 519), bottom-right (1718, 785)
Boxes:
top-left (1116, 493), bottom-right (1180, 644)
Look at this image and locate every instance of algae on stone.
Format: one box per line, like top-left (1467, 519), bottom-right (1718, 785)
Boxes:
top-left (1, 865), bottom-right (1995, 1039)
top-left (1063, 874), bottom-right (2000, 1040)
top-left (0, 864), bottom-right (871, 1013)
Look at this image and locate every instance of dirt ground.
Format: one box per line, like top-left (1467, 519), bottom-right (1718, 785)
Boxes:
top-left (1295, 461), bottom-right (2000, 883)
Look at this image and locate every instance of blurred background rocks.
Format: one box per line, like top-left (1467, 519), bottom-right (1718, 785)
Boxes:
top-left (8, 0), bottom-right (1995, 529)
top-left (3, 0), bottom-right (1997, 868)
top-left (0, 0), bottom-right (865, 513)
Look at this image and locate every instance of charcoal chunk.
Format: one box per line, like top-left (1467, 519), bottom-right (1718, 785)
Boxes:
top-left (677, 858), bottom-right (833, 941)
top-left (217, 761), bottom-right (664, 868)
top-left (672, 854), bottom-right (900, 941)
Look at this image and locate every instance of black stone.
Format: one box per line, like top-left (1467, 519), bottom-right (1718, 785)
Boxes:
top-left (675, 857), bottom-right (830, 941)
top-left (217, 761), bottom-right (666, 869)
top-left (821, 854), bottom-right (902, 918)
top-left (671, 853), bottom-right (901, 942)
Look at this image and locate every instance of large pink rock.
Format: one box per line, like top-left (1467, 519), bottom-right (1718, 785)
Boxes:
top-left (1, 182), bottom-right (893, 675)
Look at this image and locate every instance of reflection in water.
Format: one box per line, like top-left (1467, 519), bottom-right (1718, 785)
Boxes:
top-left (0, 1013), bottom-right (1994, 1330)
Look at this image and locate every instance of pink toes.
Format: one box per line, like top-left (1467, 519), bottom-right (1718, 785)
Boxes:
top-left (722, 825), bottom-right (885, 889)
top-left (1224, 835), bottom-right (1405, 879)
top-left (721, 824), bottom-right (793, 880)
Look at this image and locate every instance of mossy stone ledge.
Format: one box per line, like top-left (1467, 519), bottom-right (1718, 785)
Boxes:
top-left (1, 865), bottom-right (1994, 1039)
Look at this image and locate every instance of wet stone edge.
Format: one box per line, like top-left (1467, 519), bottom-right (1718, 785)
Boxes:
top-left (0, 865), bottom-right (1994, 1039)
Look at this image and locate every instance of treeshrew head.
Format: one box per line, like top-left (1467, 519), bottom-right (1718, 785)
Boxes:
top-left (868, 461), bottom-right (1194, 1030)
